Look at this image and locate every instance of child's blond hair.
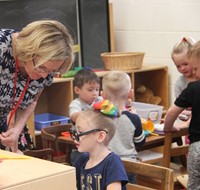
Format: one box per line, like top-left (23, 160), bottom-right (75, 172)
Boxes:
top-left (102, 71), bottom-right (131, 103)
top-left (78, 109), bottom-right (116, 145)
top-left (171, 36), bottom-right (196, 61)
top-left (188, 40), bottom-right (200, 60)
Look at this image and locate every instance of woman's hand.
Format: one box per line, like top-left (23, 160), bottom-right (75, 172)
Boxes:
top-left (0, 128), bottom-right (19, 148)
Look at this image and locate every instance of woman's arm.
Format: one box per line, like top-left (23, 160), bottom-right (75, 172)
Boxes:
top-left (0, 90), bottom-right (43, 148)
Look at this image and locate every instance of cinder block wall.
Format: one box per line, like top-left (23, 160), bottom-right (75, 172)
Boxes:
top-left (109, 0), bottom-right (200, 105)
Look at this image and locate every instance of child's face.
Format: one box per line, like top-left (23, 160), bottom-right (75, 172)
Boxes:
top-left (74, 115), bottom-right (99, 153)
top-left (173, 51), bottom-right (194, 78)
top-left (189, 56), bottom-right (200, 80)
top-left (75, 82), bottom-right (100, 104)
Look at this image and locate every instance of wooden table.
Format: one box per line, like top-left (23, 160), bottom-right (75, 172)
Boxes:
top-left (136, 135), bottom-right (165, 151)
top-left (58, 134), bottom-right (165, 163)
top-left (0, 150), bottom-right (76, 190)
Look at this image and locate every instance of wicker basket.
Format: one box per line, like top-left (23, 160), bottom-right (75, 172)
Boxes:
top-left (101, 52), bottom-right (145, 71)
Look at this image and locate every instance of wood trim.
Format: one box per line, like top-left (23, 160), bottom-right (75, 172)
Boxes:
top-left (109, 3), bottom-right (115, 52)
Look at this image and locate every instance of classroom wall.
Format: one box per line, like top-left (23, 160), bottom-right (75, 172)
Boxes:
top-left (109, 0), bottom-right (200, 105)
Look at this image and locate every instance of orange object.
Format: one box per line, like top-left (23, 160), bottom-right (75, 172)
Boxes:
top-left (61, 132), bottom-right (70, 137)
top-left (142, 120), bottom-right (154, 133)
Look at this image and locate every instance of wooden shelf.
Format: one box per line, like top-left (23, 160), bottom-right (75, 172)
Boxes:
top-left (95, 64), bottom-right (169, 110)
top-left (29, 64), bottom-right (169, 141)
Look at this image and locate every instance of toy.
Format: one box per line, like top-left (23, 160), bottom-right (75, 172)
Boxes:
top-left (141, 118), bottom-right (159, 136)
top-left (61, 67), bottom-right (83, 78)
top-left (93, 100), bottom-right (119, 117)
top-left (135, 84), bottom-right (162, 105)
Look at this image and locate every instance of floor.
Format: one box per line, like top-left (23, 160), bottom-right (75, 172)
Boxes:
top-left (171, 162), bottom-right (188, 190)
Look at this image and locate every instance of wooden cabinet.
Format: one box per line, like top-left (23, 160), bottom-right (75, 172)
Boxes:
top-left (132, 64), bottom-right (169, 110)
top-left (29, 64), bottom-right (168, 140)
top-left (35, 78), bottom-right (74, 116)
top-left (95, 64), bottom-right (169, 111)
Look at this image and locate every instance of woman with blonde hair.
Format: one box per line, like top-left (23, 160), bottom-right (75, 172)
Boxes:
top-left (0, 20), bottom-right (74, 153)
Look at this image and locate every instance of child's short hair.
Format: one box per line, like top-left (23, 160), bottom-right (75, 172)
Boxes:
top-left (73, 68), bottom-right (100, 88)
top-left (171, 36), bottom-right (195, 60)
top-left (188, 40), bottom-right (200, 60)
top-left (78, 109), bottom-right (116, 145)
top-left (102, 71), bottom-right (131, 101)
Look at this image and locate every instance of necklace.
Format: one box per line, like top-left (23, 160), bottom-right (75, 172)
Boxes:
top-left (7, 58), bottom-right (30, 126)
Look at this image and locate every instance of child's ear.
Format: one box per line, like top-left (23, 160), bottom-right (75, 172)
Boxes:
top-left (128, 89), bottom-right (134, 100)
top-left (97, 130), bottom-right (106, 143)
top-left (101, 91), bottom-right (106, 99)
top-left (74, 86), bottom-right (80, 94)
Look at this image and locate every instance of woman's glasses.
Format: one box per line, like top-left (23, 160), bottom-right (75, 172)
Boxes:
top-left (69, 128), bottom-right (108, 142)
top-left (32, 58), bottom-right (61, 73)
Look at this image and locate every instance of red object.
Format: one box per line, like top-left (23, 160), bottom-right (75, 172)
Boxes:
top-left (61, 132), bottom-right (70, 137)
top-left (8, 57), bottom-right (30, 125)
top-left (185, 135), bottom-right (190, 144)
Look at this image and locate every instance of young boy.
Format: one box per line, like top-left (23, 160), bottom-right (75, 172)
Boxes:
top-left (71, 102), bottom-right (128, 190)
top-left (69, 68), bottom-right (103, 123)
top-left (102, 71), bottom-right (145, 159)
top-left (68, 68), bottom-right (102, 164)
top-left (102, 71), bottom-right (145, 183)
top-left (164, 40), bottom-right (200, 190)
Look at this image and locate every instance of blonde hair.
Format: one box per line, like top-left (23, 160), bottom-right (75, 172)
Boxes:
top-left (102, 71), bottom-right (131, 102)
top-left (188, 40), bottom-right (200, 60)
top-left (171, 36), bottom-right (196, 61)
top-left (79, 110), bottom-right (116, 145)
top-left (15, 20), bottom-right (74, 73)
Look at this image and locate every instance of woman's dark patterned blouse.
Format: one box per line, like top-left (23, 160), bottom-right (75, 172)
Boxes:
top-left (0, 29), bottom-right (54, 127)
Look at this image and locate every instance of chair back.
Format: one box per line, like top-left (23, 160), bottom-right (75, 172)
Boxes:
top-left (122, 159), bottom-right (174, 190)
top-left (23, 148), bottom-right (54, 161)
top-left (41, 123), bottom-right (72, 159)
top-left (138, 127), bottom-right (189, 169)
top-left (162, 127), bottom-right (189, 168)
